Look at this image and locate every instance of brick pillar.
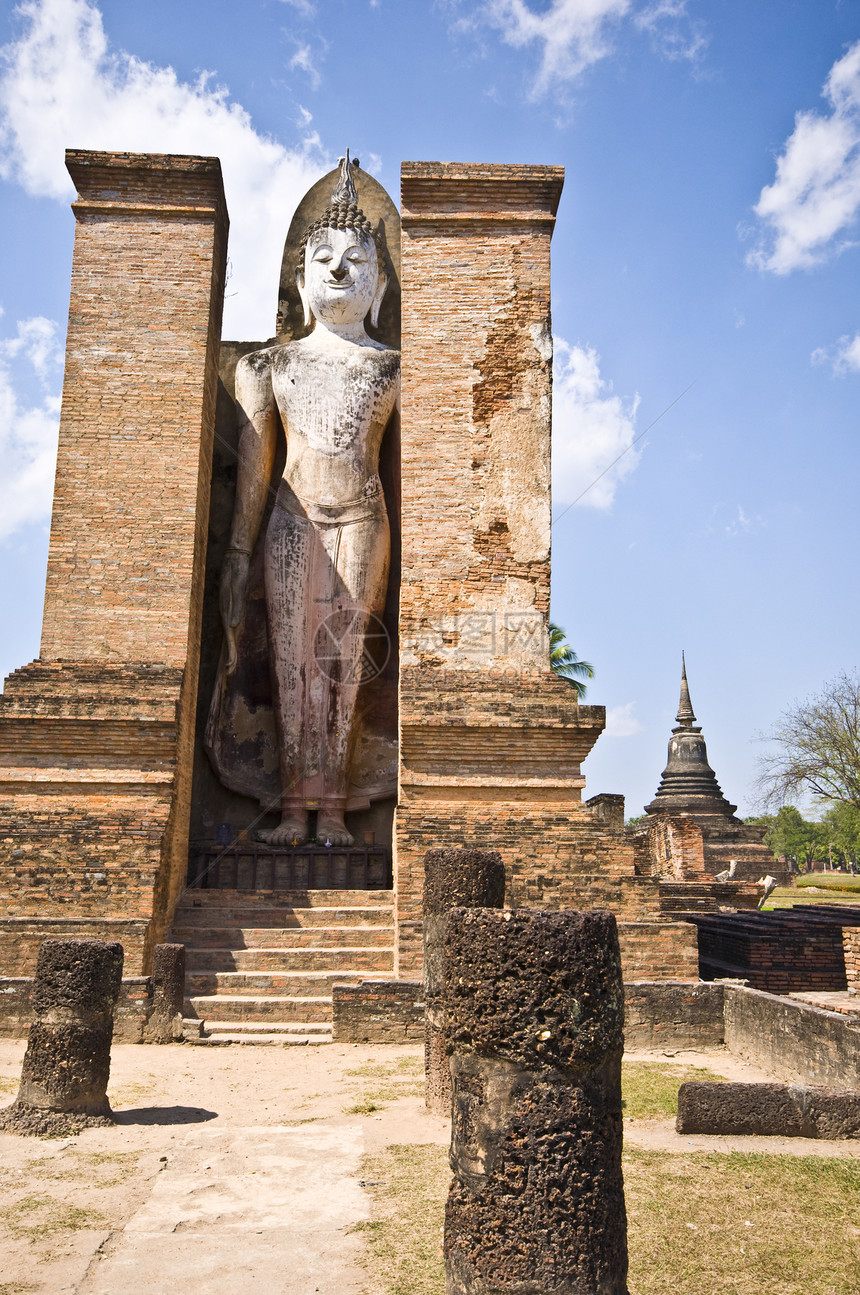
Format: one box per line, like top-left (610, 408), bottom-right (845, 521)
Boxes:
top-left (0, 152), bottom-right (228, 975)
top-left (395, 163), bottom-right (605, 976)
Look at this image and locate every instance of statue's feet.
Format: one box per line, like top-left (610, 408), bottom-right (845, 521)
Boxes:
top-left (316, 811), bottom-right (354, 847)
top-left (258, 814), bottom-right (309, 847)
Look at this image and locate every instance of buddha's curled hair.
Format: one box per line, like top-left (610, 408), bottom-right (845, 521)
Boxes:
top-left (297, 150), bottom-right (387, 278)
top-left (298, 200), bottom-right (385, 270)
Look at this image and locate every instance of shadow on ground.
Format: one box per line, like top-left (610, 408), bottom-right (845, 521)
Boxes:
top-left (113, 1105), bottom-right (218, 1125)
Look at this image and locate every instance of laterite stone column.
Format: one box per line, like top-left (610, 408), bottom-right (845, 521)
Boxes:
top-left (444, 908), bottom-right (628, 1295)
top-left (143, 942), bottom-right (186, 1043)
top-left (423, 848), bottom-right (505, 1114)
top-left (0, 939), bottom-right (124, 1136)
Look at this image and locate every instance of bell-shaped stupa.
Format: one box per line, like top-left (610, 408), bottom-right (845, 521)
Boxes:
top-left (645, 654), bottom-right (736, 816)
top-left (639, 654), bottom-right (785, 883)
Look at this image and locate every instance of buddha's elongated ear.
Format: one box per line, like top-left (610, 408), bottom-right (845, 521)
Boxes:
top-left (296, 266), bottom-right (312, 328)
top-left (370, 272), bottom-right (388, 330)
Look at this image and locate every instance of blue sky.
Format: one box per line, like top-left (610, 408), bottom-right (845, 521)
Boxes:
top-left (1, 0), bottom-right (859, 818)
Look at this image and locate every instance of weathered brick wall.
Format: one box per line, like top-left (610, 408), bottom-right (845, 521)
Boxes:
top-left (0, 151), bottom-right (228, 976)
top-left (399, 163), bottom-right (562, 672)
top-left (42, 151), bottom-right (227, 666)
top-left (0, 917), bottom-right (148, 978)
top-left (395, 163), bottom-right (699, 982)
top-left (0, 975), bottom-right (164, 1043)
top-left (624, 981), bottom-right (725, 1050)
top-left (617, 921), bottom-right (699, 980)
top-left (723, 984), bottom-right (860, 1088)
top-left (842, 927), bottom-right (860, 988)
top-left (331, 979), bottom-right (424, 1043)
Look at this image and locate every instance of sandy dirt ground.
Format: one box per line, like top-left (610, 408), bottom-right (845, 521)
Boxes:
top-left (0, 1040), bottom-right (857, 1294)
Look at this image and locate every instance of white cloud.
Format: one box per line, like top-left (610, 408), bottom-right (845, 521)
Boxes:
top-left (461, 0), bottom-right (704, 99)
top-left (634, 1), bottom-right (706, 63)
top-left (748, 41), bottom-right (860, 274)
top-left (723, 503), bottom-right (763, 537)
top-left (0, 315), bottom-right (63, 541)
top-left (482, 0), bottom-right (631, 98)
top-left (811, 332), bottom-right (860, 374)
top-left (604, 702), bottom-right (642, 738)
top-left (0, 0), bottom-right (330, 338)
top-left (552, 338), bottom-right (640, 509)
top-left (289, 42), bottom-right (322, 89)
top-left (281, 0), bottom-right (316, 16)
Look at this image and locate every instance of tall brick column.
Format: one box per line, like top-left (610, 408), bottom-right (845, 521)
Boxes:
top-left (0, 151), bottom-right (228, 975)
top-left (396, 163), bottom-right (606, 976)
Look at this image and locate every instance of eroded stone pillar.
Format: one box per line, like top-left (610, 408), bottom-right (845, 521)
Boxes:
top-left (0, 939), bottom-right (123, 1136)
top-left (143, 942), bottom-right (186, 1043)
top-left (423, 848), bottom-right (505, 1114)
top-left (444, 908), bottom-right (628, 1295)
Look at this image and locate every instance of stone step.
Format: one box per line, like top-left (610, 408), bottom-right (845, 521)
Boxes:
top-left (177, 888), bottom-right (393, 912)
top-left (185, 994), bottom-right (333, 1023)
top-left (189, 1032), bottom-right (332, 1046)
top-left (171, 923), bottom-right (395, 949)
top-left (188, 1020), bottom-right (334, 1046)
top-left (201, 1020), bottom-right (333, 1035)
top-left (173, 904), bottom-right (394, 930)
top-left (185, 947), bottom-right (395, 973)
top-left (186, 969), bottom-right (362, 997)
top-left (174, 918), bottom-right (393, 942)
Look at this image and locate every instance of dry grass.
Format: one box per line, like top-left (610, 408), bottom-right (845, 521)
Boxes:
top-left (622, 1060), bottom-right (727, 1120)
top-left (355, 1144), bottom-right (447, 1295)
top-left (344, 1054), bottom-right (425, 1114)
top-left (355, 1064), bottom-right (860, 1295)
top-left (625, 1149), bottom-right (860, 1295)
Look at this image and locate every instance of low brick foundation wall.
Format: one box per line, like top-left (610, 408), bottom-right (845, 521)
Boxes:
top-left (692, 905), bottom-right (860, 993)
top-left (0, 917), bottom-right (150, 978)
top-left (723, 984), bottom-right (860, 1088)
top-left (0, 973), bottom-right (180, 1044)
top-left (332, 980), bottom-right (424, 1043)
top-left (623, 980), bottom-right (725, 1050)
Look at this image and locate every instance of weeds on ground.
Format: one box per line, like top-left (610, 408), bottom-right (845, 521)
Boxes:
top-left (355, 1141), bottom-right (860, 1295)
top-left (622, 1061), bottom-right (727, 1120)
top-left (355, 1145), bottom-right (447, 1295)
top-left (344, 1055), bottom-right (424, 1113)
top-left (5, 1195), bottom-right (106, 1245)
top-left (625, 1149), bottom-right (860, 1294)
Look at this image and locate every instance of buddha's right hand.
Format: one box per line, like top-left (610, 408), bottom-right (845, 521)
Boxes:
top-left (220, 548), bottom-right (251, 674)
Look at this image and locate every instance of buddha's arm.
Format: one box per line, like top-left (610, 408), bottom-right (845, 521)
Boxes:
top-left (220, 353), bottom-right (279, 672)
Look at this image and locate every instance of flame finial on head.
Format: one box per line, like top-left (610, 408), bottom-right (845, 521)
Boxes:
top-left (332, 149), bottom-right (360, 205)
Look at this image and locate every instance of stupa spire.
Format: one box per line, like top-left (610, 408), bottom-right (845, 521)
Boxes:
top-left (644, 654), bottom-right (736, 817)
top-left (676, 651), bottom-right (696, 728)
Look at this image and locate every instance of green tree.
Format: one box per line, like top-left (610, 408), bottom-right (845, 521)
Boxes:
top-left (747, 806), bottom-right (825, 873)
top-left (549, 622), bottom-right (594, 699)
top-left (757, 671), bottom-right (860, 809)
top-left (822, 803), bottom-right (860, 871)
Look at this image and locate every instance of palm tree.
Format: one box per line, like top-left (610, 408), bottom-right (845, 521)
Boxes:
top-left (549, 622), bottom-right (594, 699)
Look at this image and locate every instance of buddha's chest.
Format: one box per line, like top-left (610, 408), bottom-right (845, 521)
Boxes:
top-left (272, 350), bottom-right (398, 452)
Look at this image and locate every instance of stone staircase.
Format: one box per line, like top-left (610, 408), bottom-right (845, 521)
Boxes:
top-left (170, 888), bottom-right (395, 1045)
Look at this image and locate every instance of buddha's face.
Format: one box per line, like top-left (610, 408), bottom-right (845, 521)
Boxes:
top-left (299, 227), bottom-right (383, 328)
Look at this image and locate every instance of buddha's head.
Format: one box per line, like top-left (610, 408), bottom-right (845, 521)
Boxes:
top-left (297, 152), bottom-right (388, 331)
